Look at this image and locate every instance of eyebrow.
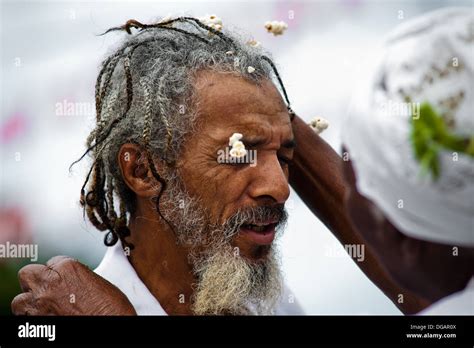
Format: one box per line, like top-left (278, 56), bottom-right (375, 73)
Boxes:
top-left (241, 136), bottom-right (267, 148)
top-left (239, 136), bottom-right (296, 149)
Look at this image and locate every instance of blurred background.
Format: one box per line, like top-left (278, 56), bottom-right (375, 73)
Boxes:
top-left (0, 0), bottom-right (471, 315)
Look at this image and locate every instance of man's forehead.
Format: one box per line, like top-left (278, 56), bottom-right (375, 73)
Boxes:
top-left (207, 117), bottom-right (293, 148)
top-left (194, 70), bottom-right (289, 122)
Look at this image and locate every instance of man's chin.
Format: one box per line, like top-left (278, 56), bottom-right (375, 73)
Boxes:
top-left (190, 243), bottom-right (282, 315)
top-left (230, 227), bottom-right (279, 262)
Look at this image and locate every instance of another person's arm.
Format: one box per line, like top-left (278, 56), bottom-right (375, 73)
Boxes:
top-left (289, 115), bottom-right (430, 314)
top-left (11, 256), bottom-right (136, 316)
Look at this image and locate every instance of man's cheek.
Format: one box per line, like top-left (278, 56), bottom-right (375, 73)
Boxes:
top-left (211, 183), bottom-right (248, 224)
top-left (206, 165), bottom-right (247, 196)
top-left (178, 158), bottom-right (218, 192)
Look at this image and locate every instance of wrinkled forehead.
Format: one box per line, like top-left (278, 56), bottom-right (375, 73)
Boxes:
top-left (193, 70), bottom-right (291, 131)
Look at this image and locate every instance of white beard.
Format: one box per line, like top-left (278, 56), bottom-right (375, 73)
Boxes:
top-left (191, 244), bottom-right (283, 315)
top-left (156, 169), bottom-right (287, 315)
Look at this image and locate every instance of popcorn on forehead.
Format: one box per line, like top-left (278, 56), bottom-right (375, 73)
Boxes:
top-left (229, 133), bottom-right (248, 159)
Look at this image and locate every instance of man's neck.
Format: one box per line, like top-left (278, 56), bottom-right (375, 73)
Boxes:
top-left (126, 209), bottom-right (195, 315)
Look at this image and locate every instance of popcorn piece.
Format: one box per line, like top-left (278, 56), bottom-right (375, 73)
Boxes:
top-left (247, 39), bottom-right (261, 47)
top-left (309, 117), bottom-right (329, 134)
top-left (228, 133), bottom-right (248, 159)
top-left (200, 14), bottom-right (223, 32)
top-left (230, 147), bottom-right (248, 159)
top-left (264, 20), bottom-right (288, 36)
top-left (232, 140), bottom-right (245, 150)
top-left (229, 132), bottom-right (243, 146)
top-left (247, 66), bottom-right (256, 74)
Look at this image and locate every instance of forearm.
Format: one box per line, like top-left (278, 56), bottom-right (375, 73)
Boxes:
top-left (289, 115), bottom-right (430, 314)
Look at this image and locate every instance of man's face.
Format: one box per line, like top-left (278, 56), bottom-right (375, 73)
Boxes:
top-left (175, 70), bottom-right (294, 261)
top-left (116, 70), bottom-right (292, 314)
top-left (149, 70), bottom-right (293, 314)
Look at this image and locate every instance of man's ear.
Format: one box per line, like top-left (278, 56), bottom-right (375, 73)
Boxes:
top-left (118, 143), bottom-right (160, 198)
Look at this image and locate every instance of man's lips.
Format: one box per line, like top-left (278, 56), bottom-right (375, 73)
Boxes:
top-left (239, 222), bottom-right (277, 245)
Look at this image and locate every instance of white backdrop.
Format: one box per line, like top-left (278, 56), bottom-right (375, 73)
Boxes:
top-left (1, 0), bottom-right (470, 314)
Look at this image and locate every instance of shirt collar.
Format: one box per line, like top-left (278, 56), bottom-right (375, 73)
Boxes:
top-left (94, 240), bottom-right (168, 315)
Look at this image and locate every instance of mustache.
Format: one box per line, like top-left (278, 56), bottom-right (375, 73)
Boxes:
top-left (222, 204), bottom-right (288, 239)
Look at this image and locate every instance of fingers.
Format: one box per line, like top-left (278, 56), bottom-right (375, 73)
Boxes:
top-left (46, 255), bottom-right (76, 268)
top-left (46, 255), bottom-right (88, 285)
top-left (11, 292), bottom-right (48, 316)
top-left (17, 264), bottom-right (48, 292)
top-left (11, 292), bottom-right (35, 316)
top-left (13, 255), bottom-right (85, 316)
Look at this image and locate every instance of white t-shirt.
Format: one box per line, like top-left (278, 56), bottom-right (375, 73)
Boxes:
top-left (95, 241), bottom-right (305, 315)
top-left (418, 277), bottom-right (474, 315)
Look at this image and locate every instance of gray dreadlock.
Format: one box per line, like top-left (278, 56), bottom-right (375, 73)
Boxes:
top-left (71, 17), bottom-right (295, 248)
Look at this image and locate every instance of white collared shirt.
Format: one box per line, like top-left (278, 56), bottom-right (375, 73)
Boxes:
top-left (94, 241), bottom-right (305, 315)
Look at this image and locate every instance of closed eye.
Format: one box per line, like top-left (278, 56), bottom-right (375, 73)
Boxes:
top-left (221, 146), bottom-right (252, 166)
top-left (278, 155), bottom-right (292, 166)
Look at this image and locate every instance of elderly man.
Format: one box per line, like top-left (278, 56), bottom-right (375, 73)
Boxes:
top-left (11, 16), bottom-right (429, 316)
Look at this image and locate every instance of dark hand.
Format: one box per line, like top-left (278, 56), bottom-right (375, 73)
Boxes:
top-left (11, 256), bottom-right (136, 316)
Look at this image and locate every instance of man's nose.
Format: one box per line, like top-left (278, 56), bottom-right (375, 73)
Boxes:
top-left (246, 154), bottom-right (290, 204)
